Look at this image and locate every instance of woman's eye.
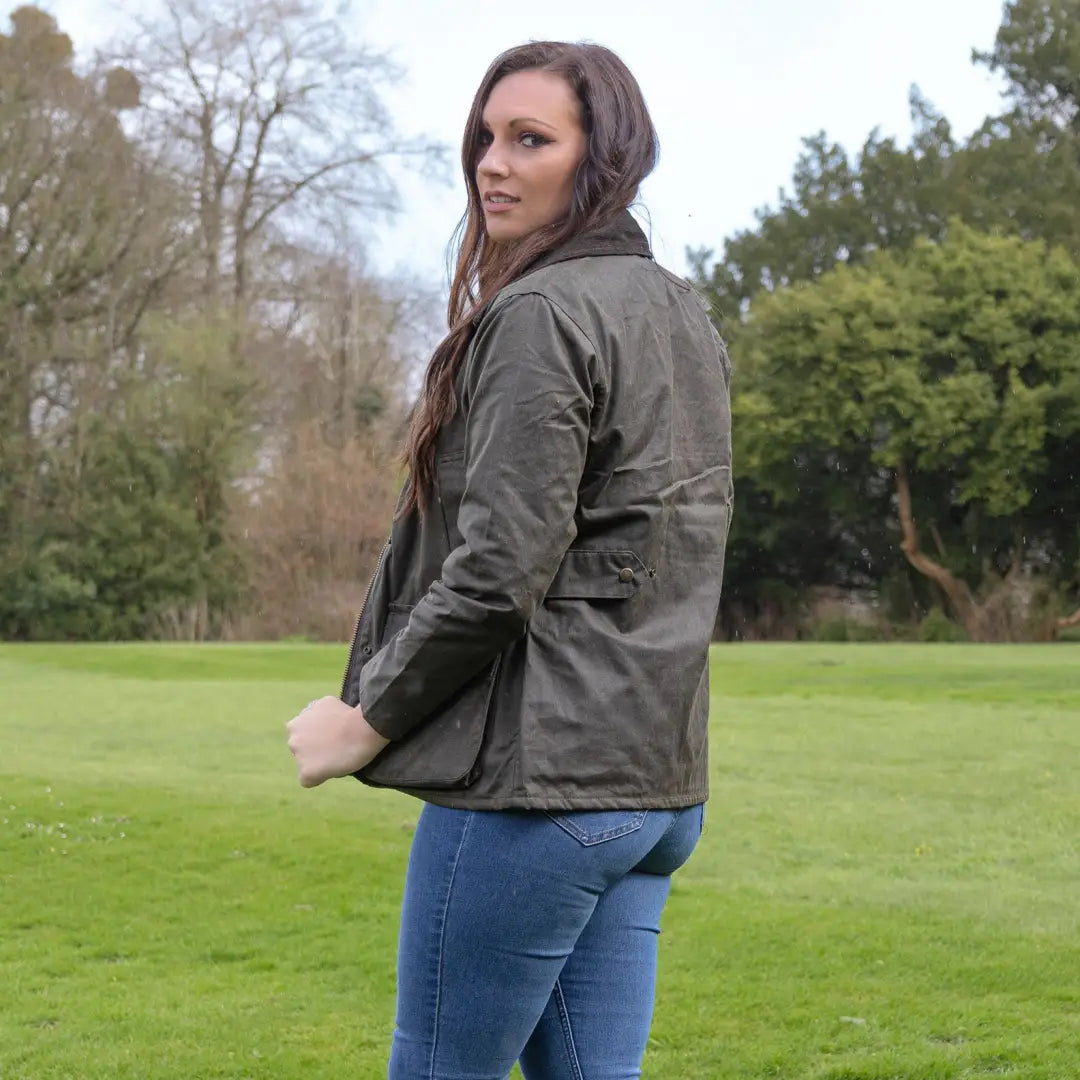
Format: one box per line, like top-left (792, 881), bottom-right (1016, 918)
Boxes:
top-left (477, 130), bottom-right (493, 147)
top-left (520, 132), bottom-right (549, 149)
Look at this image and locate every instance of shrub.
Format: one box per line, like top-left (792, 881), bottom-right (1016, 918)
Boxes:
top-left (919, 607), bottom-right (968, 643)
top-left (804, 616), bottom-right (887, 642)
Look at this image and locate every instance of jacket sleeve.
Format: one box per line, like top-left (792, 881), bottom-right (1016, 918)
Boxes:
top-left (356, 292), bottom-right (597, 740)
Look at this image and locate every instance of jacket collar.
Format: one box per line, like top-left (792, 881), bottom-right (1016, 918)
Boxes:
top-left (470, 210), bottom-right (652, 326)
top-left (525, 209), bottom-right (653, 274)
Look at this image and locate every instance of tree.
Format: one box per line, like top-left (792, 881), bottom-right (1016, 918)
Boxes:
top-left (976, 0), bottom-right (1080, 133)
top-left (693, 1), bottom-right (1080, 636)
top-left (734, 224), bottom-right (1080, 640)
top-left (689, 91), bottom-right (965, 329)
top-left (0, 6), bottom-right (193, 637)
top-left (0, 4), bottom-right (440, 641)
top-left (255, 230), bottom-right (433, 447)
top-left (231, 245), bottom-right (433, 641)
top-left (112, 0), bottom-right (443, 310)
top-left (0, 6), bottom-right (183, 444)
top-left (694, 0), bottom-right (1080, 329)
top-left (0, 304), bottom-right (256, 640)
top-left (967, 0), bottom-right (1080, 264)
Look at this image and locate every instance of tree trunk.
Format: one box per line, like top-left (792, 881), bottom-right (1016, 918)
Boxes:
top-left (198, 105), bottom-right (222, 302)
top-left (895, 461), bottom-right (984, 640)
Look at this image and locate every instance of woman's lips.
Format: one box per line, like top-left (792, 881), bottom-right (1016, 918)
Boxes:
top-left (483, 195), bottom-right (520, 213)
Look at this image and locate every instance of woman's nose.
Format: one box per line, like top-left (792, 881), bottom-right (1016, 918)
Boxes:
top-left (477, 145), bottom-right (510, 178)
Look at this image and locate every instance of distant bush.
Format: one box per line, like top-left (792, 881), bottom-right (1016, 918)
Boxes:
top-left (919, 607), bottom-right (968, 643)
top-left (804, 616), bottom-right (887, 642)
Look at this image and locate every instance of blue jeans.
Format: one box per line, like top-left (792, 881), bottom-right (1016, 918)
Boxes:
top-left (388, 802), bottom-right (705, 1079)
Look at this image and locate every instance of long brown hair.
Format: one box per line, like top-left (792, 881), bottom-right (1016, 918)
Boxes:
top-left (402, 41), bottom-right (659, 515)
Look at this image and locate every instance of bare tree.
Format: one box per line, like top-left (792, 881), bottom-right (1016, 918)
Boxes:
top-left (260, 229), bottom-right (437, 437)
top-left (231, 417), bottom-right (401, 641)
top-left (111, 0), bottom-right (445, 310)
top-left (226, 239), bottom-right (439, 640)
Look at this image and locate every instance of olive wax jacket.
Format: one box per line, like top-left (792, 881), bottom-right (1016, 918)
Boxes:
top-left (340, 211), bottom-right (732, 810)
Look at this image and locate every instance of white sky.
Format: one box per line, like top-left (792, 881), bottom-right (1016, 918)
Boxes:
top-left (43, 0), bottom-right (1009, 292)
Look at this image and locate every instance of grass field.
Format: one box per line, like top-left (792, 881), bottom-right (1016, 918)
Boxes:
top-left (2, 642), bottom-right (1079, 1079)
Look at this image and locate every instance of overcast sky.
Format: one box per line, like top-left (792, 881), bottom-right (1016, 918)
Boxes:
top-left (44, 0), bottom-right (1009, 291)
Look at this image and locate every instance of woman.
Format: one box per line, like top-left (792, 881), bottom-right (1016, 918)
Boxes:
top-left (287, 40), bottom-right (732, 1079)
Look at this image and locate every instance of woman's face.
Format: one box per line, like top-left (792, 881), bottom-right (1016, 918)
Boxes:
top-left (476, 69), bottom-right (588, 243)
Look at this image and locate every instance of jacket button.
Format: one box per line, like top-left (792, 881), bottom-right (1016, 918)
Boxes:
top-left (618, 567), bottom-right (635, 583)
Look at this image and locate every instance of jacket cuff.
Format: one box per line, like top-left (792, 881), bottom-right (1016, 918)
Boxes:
top-left (356, 670), bottom-right (398, 740)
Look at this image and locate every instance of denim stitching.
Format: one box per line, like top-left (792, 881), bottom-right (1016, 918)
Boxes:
top-left (552, 978), bottom-right (584, 1080)
top-left (429, 811), bottom-right (473, 1079)
top-left (545, 810), bottom-right (647, 845)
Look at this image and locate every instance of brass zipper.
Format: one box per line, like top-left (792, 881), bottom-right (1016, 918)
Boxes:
top-left (339, 539), bottom-right (390, 701)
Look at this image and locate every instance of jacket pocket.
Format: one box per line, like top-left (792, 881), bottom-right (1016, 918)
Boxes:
top-left (544, 809), bottom-right (648, 845)
top-left (544, 548), bottom-right (649, 600)
top-left (357, 607), bottom-right (501, 791)
top-left (435, 449), bottom-right (466, 552)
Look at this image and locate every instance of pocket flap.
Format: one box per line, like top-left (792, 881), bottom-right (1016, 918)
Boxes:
top-left (545, 548), bottom-right (648, 601)
top-left (357, 608), bottom-right (500, 790)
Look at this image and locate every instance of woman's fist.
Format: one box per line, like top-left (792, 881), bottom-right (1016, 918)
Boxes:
top-left (286, 697), bottom-right (390, 788)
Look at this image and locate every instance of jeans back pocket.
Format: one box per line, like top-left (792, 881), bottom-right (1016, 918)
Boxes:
top-left (544, 809), bottom-right (648, 846)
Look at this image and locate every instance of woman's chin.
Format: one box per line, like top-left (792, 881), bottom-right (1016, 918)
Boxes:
top-left (484, 220), bottom-right (526, 243)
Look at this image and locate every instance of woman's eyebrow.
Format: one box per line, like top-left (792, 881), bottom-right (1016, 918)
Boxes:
top-left (481, 116), bottom-right (558, 131)
top-left (509, 117), bottom-right (557, 130)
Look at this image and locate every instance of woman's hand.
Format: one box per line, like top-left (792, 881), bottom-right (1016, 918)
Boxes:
top-left (286, 697), bottom-right (391, 788)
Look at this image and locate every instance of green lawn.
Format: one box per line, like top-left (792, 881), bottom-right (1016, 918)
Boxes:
top-left (2, 642), bottom-right (1078, 1079)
